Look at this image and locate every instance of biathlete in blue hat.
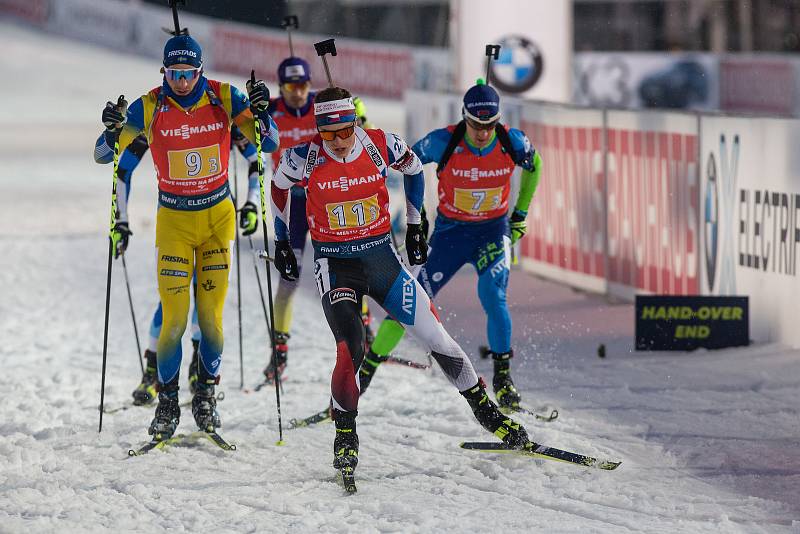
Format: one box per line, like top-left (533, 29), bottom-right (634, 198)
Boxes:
top-left (361, 81), bottom-right (543, 411)
top-left (99, 32), bottom-right (279, 441)
top-left (93, 126), bottom-right (261, 406)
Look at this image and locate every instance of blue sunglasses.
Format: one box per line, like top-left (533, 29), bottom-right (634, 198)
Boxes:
top-left (165, 67), bottom-right (201, 82)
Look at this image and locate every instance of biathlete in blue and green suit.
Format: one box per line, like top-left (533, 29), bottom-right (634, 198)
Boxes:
top-left (361, 81), bottom-right (542, 410)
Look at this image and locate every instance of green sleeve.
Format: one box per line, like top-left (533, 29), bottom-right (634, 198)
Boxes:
top-left (514, 151), bottom-right (542, 216)
top-left (370, 318), bottom-right (407, 356)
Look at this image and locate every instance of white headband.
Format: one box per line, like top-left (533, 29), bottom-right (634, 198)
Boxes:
top-left (314, 98), bottom-right (355, 115)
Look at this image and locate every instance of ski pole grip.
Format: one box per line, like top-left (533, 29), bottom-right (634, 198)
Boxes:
top-left (314, 39), bottom-right (337, 57)
top-left (281, 15), bottom-right (298, 30)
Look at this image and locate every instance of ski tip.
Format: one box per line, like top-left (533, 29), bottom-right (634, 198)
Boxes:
top-left (127, 449), bottom-right (136, 457)
top-left (599, 460), bottom-right (621, 470)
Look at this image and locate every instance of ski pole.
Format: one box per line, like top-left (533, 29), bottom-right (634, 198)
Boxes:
top-left (232, 148), bottom-right (244, 389)
top-left (249, 236), bottom-right (271, 329)
top-left (99, 94), bottom-right (127, 433)
top-left (121, 253), bottom-right (144, 375)
top-left (485, 44), bottom-right (500, 85)
top-left (168, 0), bottom-right (186, 35)
top-left (281, 15), bottom-right (299, 56)
top-left (314, 39), bottom-right (337, 87)
top-left (251, 70), bottom-right (284, 445)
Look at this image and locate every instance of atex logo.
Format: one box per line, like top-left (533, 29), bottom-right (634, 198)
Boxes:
top-left (704, 134), bottom-right (738, 294)
top-left (490, 35), bottom-right (544, 94)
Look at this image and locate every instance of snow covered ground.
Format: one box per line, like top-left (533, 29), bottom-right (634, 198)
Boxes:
top-left (1, 20), bottom-right (799, 533)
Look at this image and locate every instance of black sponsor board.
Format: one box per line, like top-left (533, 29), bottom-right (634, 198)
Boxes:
top-left (635, 295), bottom-right (748, 351)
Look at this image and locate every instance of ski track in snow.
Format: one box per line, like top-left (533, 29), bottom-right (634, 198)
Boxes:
top-left (1, 20), bottom-right (798, 533)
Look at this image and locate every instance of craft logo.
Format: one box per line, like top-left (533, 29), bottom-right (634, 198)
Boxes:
top-left (490, 35), bottom-right (544, 94)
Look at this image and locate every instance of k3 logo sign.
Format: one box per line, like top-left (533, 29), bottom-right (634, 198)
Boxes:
top-left (704, 134), bottom-right (739, 295)
top-left (489, 36), bottom-right (544, 94)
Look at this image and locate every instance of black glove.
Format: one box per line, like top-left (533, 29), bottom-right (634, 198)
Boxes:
top-left (111, 221), bottom-right (132, 259)
top-left (246, 72), bottom-right (270, 113)
top-left (273, 240), bottom-right (299, 281)
top-left (239, 201), bottom-right (258, 236)
top-left (405, 223), bottom-right (428, 266)
top-left (102, 96), bottom-right (127, 131)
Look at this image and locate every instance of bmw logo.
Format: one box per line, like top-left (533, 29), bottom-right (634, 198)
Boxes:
top-left (704, 153), bottom-right (719, 293)
top-left (489, 36), bottom-right (544, 93)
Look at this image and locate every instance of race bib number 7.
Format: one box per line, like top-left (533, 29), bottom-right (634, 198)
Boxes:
top-left (167, 144), bottom-right (221, 180)
top-left (326, 194), bottom-right (380, 230)
top-left (454, 186), bottom-right (503, 213)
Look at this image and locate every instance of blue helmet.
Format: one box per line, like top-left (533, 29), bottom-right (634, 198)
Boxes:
top-left (163, 34), bottom-right (202, 68)
top-left (278, 57), bottom-right (311, 84)
top-left (462, 81), bottom-right (501, 124)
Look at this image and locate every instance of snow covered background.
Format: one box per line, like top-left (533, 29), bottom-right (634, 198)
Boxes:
top-left (1, 20), bottom-right (799, 533)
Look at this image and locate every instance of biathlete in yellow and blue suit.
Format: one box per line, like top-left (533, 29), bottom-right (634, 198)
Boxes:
top-left (100, 32), bottom-right (278, 440)
top-left (93, 126), bottom-right (261, 406)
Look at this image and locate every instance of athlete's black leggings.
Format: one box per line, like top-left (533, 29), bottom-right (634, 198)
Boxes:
top-left (315, 240), bottom-right (478, 412)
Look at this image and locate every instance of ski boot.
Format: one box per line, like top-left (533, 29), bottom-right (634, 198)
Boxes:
top-left (132, 349), bottom-right (158, 406)
top-left (488, 349), bottom-right (522, 410)
top-left (461, 379), bottom-right (529, 449)
top-left (148, 384), bottom-right (180, 441)
top-left (263, 331), bottom-right (289, 384)
top-left (188, 339), bottom-right (200, 395)
top-left (332, 409), bottom-right (359, 470)
top-left (192, 381), bottom-right (221, 432)
top-left (357, 349), bottom-right (388, 395)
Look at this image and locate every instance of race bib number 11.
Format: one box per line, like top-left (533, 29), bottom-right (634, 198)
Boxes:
top-left (326, 194), bottom-right (380, 230)
top-left (167, 144), bottom-right (221, 180)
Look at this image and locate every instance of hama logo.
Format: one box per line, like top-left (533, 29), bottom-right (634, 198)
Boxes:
top-left (329, 288), bottom-right (357, 305)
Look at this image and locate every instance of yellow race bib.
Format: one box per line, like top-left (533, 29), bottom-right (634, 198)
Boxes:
top-left (167, 144), bottom-right (222, 180)
top-left (453, 186), bottom-right (503, 213)
top-left (326, 194), bottom-right (381, 230)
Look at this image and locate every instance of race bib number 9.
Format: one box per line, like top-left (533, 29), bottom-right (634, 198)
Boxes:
top-left (454, 187), bottom-right (503, 213)
top-left (326, 194), bottom-right (380, 230)
top-left (167, 144), bottom-right (221, 180)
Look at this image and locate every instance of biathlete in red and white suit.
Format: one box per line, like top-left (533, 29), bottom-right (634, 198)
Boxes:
top-left (269, 86), bottom-right (531, 476)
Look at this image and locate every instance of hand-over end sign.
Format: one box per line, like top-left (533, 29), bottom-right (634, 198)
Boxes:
top-left (635, 295), bottom-right (749, 351)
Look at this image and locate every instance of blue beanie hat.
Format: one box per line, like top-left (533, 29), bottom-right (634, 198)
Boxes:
top-left (462, 82), bottom-right (501, 123)
top-left (163, 34), bottom-right (202, 68)
top-left (278, 57), bottom-right (311, 84)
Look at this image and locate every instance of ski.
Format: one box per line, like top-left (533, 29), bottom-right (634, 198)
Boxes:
top-left (385, 355), bottom-right (430, 370)
top-left (501, 406), bottom-right (559, 422)
top-left (127, 430), bottom-right (236, 456)
top-left (460, 441), bottom-right (621, 470)
top-left (338, 466), bottom-right (357, 493)
top-left (289, 407), bottom-right (332, 429)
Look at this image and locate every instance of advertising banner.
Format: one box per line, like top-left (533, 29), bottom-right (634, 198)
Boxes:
top-left (719, 57), bottom-right (797, 116)
top-left (700, 115), bottom-right (800, 344)
top-left (605, 111), bottom-right (699, 300)
top-left (518, 103), bottom-right (606, 292)
top-left (635, 295), bottom-right (748, 350)
top-left (574, 53), bottom-right (719, 111)
top-left (212, 21), bottom-right (416, 99)
top-left (0, 0), bottom-right (49, 26)
top-left (450, 0), bottom-right (572, 102)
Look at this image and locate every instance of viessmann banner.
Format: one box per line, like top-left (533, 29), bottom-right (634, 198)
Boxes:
top-left (449, 0), bottom-right (572, 102)
top-left (700, 116), bottom-right (800, 345)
